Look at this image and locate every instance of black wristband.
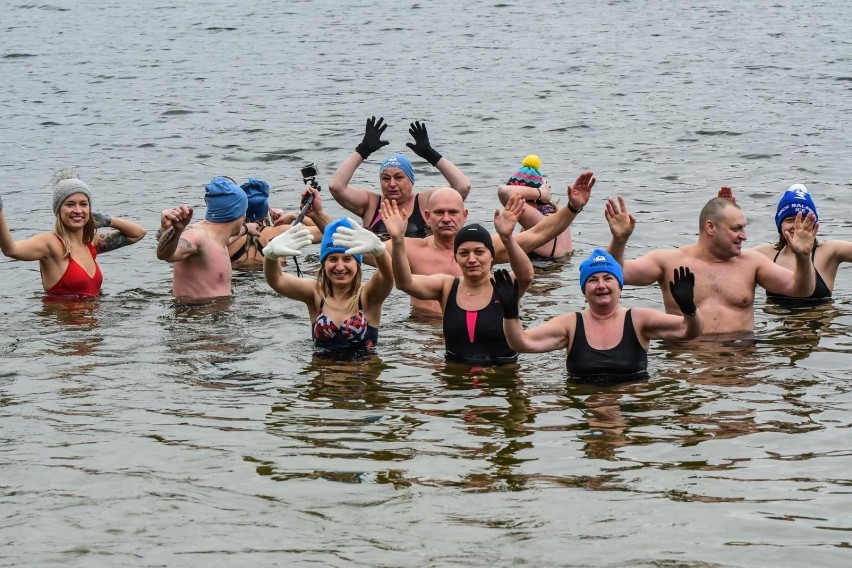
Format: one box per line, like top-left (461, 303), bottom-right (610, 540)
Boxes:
top-left (567, 201), bottom-right (583, 214)
top-left (355, 144), bottom-right (370, 160)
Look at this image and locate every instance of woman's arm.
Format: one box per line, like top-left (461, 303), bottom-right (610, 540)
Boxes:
top-left (94, 216), bottom-right (147, 254)
top-left (635, 308), bottom-right (703, 342)
top-left (494, 195), bottom-right (534, 295)
top-left (0, 207), bottom-right (52, 261)
top-left (263, 255), bottom-right (317, 305)
top-left (382, 199), bottom-right (449, 301)
top-left (504, 313), bottom-right (574, 353)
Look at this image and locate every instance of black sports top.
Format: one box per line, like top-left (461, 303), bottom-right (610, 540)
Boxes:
top-left (368, 194), bottom-right (429, 239)
top-left (766, 248), bottom-right (832, 305)
top-left (443, 278), bottom-right (518, 366)
top-left (567, 309), bottom-right (648, 384)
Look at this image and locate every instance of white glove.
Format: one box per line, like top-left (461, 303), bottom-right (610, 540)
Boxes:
top-left (332, 217), bottom-right (386, 256)
top-left (263, 223), bottom-right (312, 260)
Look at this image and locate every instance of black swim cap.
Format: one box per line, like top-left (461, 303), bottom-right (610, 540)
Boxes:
top-left (453, 223), bottom-right (495, 257)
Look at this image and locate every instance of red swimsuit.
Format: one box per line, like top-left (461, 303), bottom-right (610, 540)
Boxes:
top-left (45, 237), bottom-right (103, 297)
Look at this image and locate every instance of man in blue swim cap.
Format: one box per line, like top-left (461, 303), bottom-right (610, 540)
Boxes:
top-left (328, 116), bottom-right (471, 240)
top-left (157, 176), bottom-right (249, 300)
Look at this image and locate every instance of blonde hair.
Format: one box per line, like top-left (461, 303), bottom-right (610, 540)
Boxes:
top-left (54, 211), bottom-right (95, 258)
top-left (316, 259), bottom-right (363, 314)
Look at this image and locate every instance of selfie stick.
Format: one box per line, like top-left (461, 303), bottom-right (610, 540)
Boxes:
top-left (293, 172), bottom-right (321, 226)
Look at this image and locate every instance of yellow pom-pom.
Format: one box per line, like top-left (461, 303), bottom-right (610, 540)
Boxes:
top-left (521, 155), bottom-right (541, 170)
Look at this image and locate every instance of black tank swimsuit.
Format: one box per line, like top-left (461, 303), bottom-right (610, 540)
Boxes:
top-left (567, 309), bottom-right (648, 384)
top-left (368, 194), bottom-right (429, 239)
top-left (443, 278), bottom-right (518, 366)
top-left (766, 248), bottom-right (832, 305)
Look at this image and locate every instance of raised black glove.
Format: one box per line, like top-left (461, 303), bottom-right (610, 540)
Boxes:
top-left (92, 212), bottom-right (112, 229)
top-left (669, 266), bottom-right (697, 316)
top-left (491, 268), bottom-right (520, 319)
top-left (405, 120), bottom-right (443, 167)
top-left (355, 116), bottom-right (389, 159)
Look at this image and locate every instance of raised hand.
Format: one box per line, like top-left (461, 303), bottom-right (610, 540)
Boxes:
top-left (718, 186), bottom-right (736, 203)
top-left (160, 205), bottom-right (193, 232)
top-left (355, 116), bottom-right (389, 159)
top-left (405, 120), bottom-right (442, 166)
top-left (539, 179), bottom-right (553, 203)
top-left (91, 212), bottom-right (112, 229)
top-left (567, 171), bottom-right (596, 211)
top-left (604, 196), bottom-right (636, 241)
top-left (263, 223), bottom-right (312, 260)
top-left (491, 268), bottom-right (520, 319)
top-left (332, 218), bottom-right (387, 257)
top-left (786, 211), bottom-right (818, 256)
top-left (379, 199), bottom-right (409, 240)
top-left (669, 266), bottom-right (697, 316)
top-left (494, 194), bottom-right (524, 240)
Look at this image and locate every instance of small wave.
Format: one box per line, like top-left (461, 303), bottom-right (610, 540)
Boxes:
top-left (695, 130), bottom-right (744, 136)
top-left (4, 53), bottom-right (37, 58)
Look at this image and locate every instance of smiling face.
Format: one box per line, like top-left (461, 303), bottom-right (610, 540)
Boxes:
top-left (58, 193), bottom-right (91, 229)
top-left (380, 167), bottom-right (414, 203)
top-left (323, 253), bottom-right (360, 286)
top-left (584, 272), bottom-right (622, 308)
top-left (709, 204), bottom-right (748, 258)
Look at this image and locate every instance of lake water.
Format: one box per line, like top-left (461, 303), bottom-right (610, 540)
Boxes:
top-left (1, 1), bottom-right (851, 566)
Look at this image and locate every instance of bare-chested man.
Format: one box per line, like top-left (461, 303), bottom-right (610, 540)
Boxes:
top-left (380, 171), bottom-right (596, 313)
top-left (604, 194), bottom-right (817, 334)
top-left (157, 176), bottom-right (248, 300)
top-left (328, 117), bottom-right (470, 239)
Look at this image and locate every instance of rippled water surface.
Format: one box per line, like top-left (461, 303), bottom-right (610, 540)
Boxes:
top-left (2, 1), bottom-right (851, 566)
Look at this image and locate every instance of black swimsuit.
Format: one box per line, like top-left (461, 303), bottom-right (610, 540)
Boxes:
top-left (443, 278), bottom-right (517, 366)
top-left (368, 194), bottom-right (429, 239)
top-left (766, 248), bottom-right (832, 305)
top-left (567, 309), bottom-right (648, 384)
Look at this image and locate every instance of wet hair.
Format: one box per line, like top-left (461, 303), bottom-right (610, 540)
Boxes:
top-left (698, 197), bottom-right (740, 233)
top-left (316, 256), bottom-right (363, 315)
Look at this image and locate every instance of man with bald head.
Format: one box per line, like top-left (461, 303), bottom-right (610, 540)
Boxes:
top-left (386, 172), bottom-right (596, 313)
top-left (604, 194), bottom-right (818, 334)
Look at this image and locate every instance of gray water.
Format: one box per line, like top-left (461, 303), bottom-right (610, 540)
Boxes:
top-left (1, 1), bottom-right (851, 566)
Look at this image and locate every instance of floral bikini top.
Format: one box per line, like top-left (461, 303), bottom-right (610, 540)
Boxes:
top-left (312, 298), bottom-right (378, 354)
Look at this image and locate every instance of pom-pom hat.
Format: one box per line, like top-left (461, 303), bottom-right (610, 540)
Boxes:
top-left (507, 155), bottom-right (543, 188)
top-left (775, 184), bottom-right (817, 232)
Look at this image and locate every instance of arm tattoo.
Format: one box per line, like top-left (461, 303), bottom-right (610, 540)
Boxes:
top-left (156, 226), bottom-right (177, 253)
top-left (95, 230), bottom-right (133, 254)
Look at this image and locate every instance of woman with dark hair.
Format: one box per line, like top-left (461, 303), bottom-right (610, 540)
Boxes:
top-left (386, 195), bottom-right (534, 366)
top-left (750, 184), bottom-right (852, 304)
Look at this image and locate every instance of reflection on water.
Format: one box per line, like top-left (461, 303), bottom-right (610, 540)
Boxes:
top-left (4, 0), bottom-right (852, 563)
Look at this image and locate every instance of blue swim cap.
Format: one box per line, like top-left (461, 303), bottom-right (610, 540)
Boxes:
top-left (320, 218), bottom-right (363, 264)
top-left (205, 176), bottom-right (248, 222)
top-left (775, 184), bottom-right (817, 232)
top-left (579, 248), bottom-right (623, 291)
top-left (380, 153), bottom-right (415, 183)
top-left (241, 177), bottom-right (270, 221)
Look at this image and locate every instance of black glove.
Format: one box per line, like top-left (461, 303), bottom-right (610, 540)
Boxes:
top-left (355, 116), bottom-right (389, 159)
top-left (491, 268), bottom-right (520, 319)
top-left (669, 266), bottom-right (697, 316)
top-left (405, 120), bottom-right (443, 167)
top-left (92, 212), bottom-right (112, 229)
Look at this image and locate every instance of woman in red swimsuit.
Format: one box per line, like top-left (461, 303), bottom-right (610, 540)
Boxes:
top-left (0, 170), bottom-right (147, 298)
